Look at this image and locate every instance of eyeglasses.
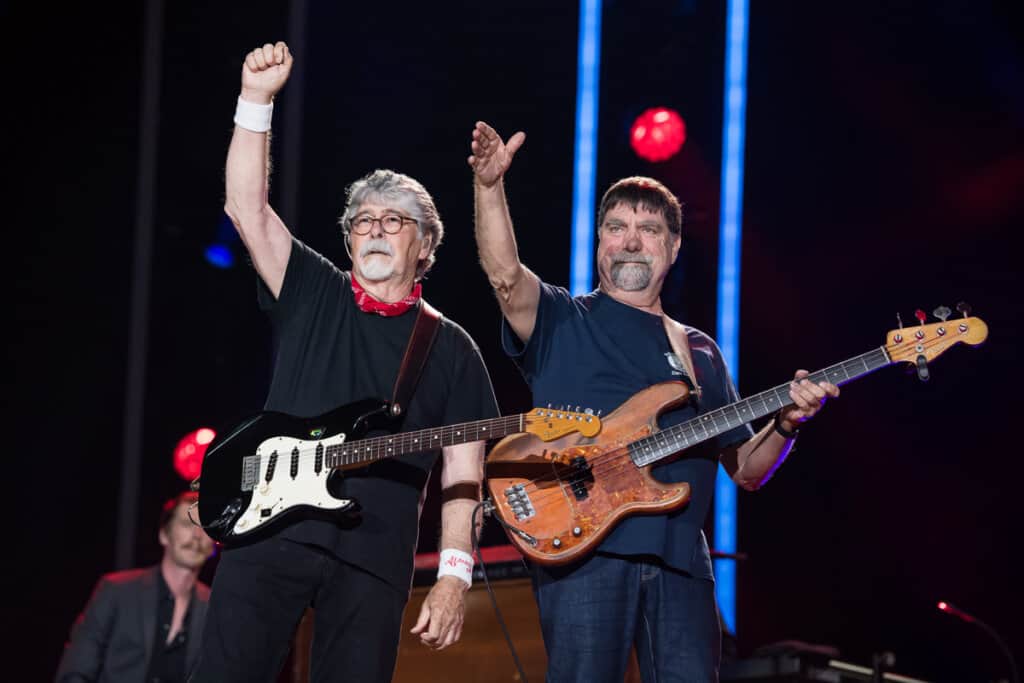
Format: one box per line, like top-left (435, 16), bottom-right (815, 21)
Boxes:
top-left (348, 213), bottom-right (418, 235)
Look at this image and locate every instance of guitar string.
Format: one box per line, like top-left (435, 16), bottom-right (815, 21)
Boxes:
top-left (253, 343), bottom-right (878, 488)
top-left (485, 334), bottom-right (959, 518)
top-left (253, 333), bottom-right (960, 521)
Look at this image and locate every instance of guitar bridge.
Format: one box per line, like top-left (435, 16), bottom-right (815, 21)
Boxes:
top-left (504, 484), bottom-right (535, 521)
top-left (241, 454), bottom-right (261, 492)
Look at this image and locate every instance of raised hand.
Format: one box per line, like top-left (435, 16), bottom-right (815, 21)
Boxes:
top-left (240, 41), bottom-right (294, 105)
top-left (778, 370), bottom-right (840, 431)
top-left (468, 121), bottom-right (526, 188)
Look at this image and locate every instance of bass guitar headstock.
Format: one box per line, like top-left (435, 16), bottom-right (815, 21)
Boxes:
top-left (524, 406), bottom-right (602, 441)
top-left (885, 304), bottom-right (987, 380)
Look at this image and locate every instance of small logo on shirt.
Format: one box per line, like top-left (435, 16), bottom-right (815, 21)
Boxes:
top-left (664, 352), bottom-right (685, 376)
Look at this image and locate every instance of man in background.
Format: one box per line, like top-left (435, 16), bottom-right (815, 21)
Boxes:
top-left (55, 491), bottom-right (214, 682)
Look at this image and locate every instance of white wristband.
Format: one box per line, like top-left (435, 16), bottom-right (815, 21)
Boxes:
top-left (233, 96), bottom-right (273, 133)
top-left (437, 548), bottom-right (474, 587)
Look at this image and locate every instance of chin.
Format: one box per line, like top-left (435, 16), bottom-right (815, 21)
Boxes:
top-left (358, 259), bottom-right (395, 282)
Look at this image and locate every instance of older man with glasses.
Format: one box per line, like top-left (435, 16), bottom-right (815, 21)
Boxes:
top-left (191, 41), bottom-right (499, 682)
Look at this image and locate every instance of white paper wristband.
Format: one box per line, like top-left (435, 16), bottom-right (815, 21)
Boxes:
top-left (437, 548), bottom-right (474, 587)
top-left (233, 96), bottom-right (273, 133)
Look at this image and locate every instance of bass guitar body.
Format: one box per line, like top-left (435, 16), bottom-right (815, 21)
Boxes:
top-left (485, 382), bottom-right (693, 566)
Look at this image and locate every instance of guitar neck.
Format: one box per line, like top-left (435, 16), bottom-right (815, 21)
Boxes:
top-left (324, 414), bottom-right (526, 469)
top-left (630, 346), bottom-right (892, 466)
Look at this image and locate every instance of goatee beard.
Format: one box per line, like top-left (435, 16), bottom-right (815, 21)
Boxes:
top-left (610, 262), bottom-right (652, 291)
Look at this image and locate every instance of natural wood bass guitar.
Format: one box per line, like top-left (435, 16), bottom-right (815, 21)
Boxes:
top-left (485, 314), bottom-right (987, 565)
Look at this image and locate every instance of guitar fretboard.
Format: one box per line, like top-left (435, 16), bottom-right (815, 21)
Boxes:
top-left (324, 414), bottom-right (526, 468)
top-left (629, 347), bottom-right (892, 466)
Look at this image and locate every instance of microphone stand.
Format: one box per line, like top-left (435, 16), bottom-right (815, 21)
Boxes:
top-left (938, 601), bottom-right (1019, 683)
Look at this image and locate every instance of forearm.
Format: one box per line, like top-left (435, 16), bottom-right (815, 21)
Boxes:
top-left (224, 119), bottom-right (271, 227)
top-left (438, 442), bottom-right (485, 552)
top-left (473, 180), bottom-right (526, 299)
top-left (731, 421), bottom-right (796, 491)
top-left (439, 497), bottom-right (480, 553)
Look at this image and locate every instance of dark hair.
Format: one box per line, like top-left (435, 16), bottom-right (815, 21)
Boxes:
top-left (159, 491), bottom-right (199, 531)
top-left (596, 176), bottom-right (684, 236)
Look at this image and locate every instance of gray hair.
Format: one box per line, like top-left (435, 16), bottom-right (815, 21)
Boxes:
top-left (339, 169), bottom-right (444, 280)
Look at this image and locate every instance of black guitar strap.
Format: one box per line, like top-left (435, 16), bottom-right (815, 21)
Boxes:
top-left (389, 300), bottom-right (442, 417)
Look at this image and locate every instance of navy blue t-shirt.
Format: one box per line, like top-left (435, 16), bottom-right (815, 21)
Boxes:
top-left (502, 283), bottom-right (752, 578)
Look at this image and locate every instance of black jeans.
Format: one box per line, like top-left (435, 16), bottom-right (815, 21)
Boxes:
top-left (191, 537), bottom-right (407, 683)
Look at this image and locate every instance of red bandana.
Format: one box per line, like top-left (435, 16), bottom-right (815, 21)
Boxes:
top-left (350, 274), bottom-right (422, 316)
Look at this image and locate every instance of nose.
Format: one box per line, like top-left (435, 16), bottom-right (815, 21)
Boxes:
top-left (369, 218), bottom-right (386, 239)
top-left (624, 227), bottom-right (643, 251)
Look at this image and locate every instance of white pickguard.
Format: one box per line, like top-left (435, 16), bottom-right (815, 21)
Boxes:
top-left (232, 433), bottom-right (352, 535)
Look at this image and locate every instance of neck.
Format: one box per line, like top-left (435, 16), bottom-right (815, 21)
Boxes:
top-left (354, 272), bottom-right (416, 303)
top-left (160, 556), bottom-right (199, 600)
top-left (599, 281), bottom-right (666, 316)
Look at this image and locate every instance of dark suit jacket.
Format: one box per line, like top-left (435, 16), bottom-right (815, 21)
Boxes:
top-left (55, 566), bottom-right (211, 683)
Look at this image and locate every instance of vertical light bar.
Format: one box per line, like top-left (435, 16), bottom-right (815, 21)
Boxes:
top-left (570, 0), bottom-right (603, 296)
top-left (714, 0), bottom-right (749, 636)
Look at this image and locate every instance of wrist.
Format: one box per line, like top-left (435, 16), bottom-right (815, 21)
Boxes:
top-left (239, 88), bottom-right (273, 105)
top-left (234, 96), bottom-right (274, 133)
top-left (773, 413), bottom-right (799, 439)
top-left (437, 548), bottom-right (474, 588)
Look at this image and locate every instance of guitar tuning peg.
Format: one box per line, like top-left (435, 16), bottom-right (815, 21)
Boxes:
top-left (933, 305), bottom-right (951, 322)
top-left (547, 403), bottom-right (552, 409)
top-left (596, 409), bottom-right (603, 417)
top-left (914, 309), bottom-right (927, 325)
top-left (896, 312), bottom-right (904, 329)
top-left (574, 405), bottom-right (580, 413)
top-left (956, 301), bottom-right (971, 318)
top-left (584, 408), bottom-right (594, 415)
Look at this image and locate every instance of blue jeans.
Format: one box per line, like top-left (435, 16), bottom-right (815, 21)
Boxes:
top-left (532, 553), bottom-right (721, 683)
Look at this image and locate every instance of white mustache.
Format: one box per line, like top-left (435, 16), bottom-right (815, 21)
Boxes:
top-left (359, 239), bottom-right (394, 258)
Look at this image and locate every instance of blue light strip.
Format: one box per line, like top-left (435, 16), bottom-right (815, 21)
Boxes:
top-left (714, 0), bottom-right (750, 636)
top-left (570, 0), bottom-right (603, 296)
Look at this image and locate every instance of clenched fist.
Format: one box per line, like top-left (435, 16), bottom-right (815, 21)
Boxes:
top-left (240, 41), bottom-right (293, 105)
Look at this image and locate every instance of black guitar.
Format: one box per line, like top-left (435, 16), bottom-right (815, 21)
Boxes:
top-left (195, 398), bottom-right (601, 547)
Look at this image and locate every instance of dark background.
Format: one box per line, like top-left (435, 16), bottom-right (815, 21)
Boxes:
top-left (7, 1), bottom-right (1022, 681)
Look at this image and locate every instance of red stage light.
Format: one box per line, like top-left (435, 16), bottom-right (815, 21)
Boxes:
top-left (173, 427), bottom-right (216, 481)
top-left (630, 107), bottom-right (687, 162)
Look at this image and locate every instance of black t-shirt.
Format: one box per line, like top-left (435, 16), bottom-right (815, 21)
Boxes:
top-left (502, 283), bottom-right (752, 578)
top-left (255, 238), bottom-right (499, 590)
top-left (143, 573), bottom-right (189, 683)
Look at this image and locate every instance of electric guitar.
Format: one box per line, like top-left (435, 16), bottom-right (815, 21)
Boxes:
top-left (485, 312), bottom-right (988, 566)
top-left (195, 398), bottom-right (601, 547)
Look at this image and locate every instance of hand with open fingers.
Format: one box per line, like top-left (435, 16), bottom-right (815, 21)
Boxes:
top-left (409, 575), bottom-right (469, 650)
top-left (778, 370), bottom-right (840, 431)
top-left (468, 121), bottom-right (526, 188)
top-left (240, 41), bottom-right (294, 104)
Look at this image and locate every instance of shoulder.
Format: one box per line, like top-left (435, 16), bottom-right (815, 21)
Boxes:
top-left (435, 311), bottom-right (484, 354)
top-left (683, 325), bottom-right (723, 358)
top-left (195, 581), bottom-right (212, 602)
top-left (100, 567), bottom-right (152, 587)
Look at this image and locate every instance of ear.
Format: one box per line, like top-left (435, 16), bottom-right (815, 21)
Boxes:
top-left (158, 527), bottom-right (169, 549)
top-left (417, 233), bottom-right (431, 261)
top-left (670, 233), bottom-right (682, 263)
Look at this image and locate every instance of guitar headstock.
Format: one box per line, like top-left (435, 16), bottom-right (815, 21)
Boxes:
top-left (524, 407), bottom-right (602, 441)
top-left (885, 305), bottom-right (988, 366)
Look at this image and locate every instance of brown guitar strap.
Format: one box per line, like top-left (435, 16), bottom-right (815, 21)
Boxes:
top-left (662, 314), bottom-right (702, 398)
top-left (390, 300), bottom-right (442, 417)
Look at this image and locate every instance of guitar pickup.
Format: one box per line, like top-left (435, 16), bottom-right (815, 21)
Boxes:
top-left (504, 484), bottom-right (535, 521)
top-left (241, 454), bottom-right (261, 492)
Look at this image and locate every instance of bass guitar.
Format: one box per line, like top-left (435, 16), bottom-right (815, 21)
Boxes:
top-left (196, 399), bottom-right (601, 547)
top-left (485, 312), bottom-right (988, 565)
